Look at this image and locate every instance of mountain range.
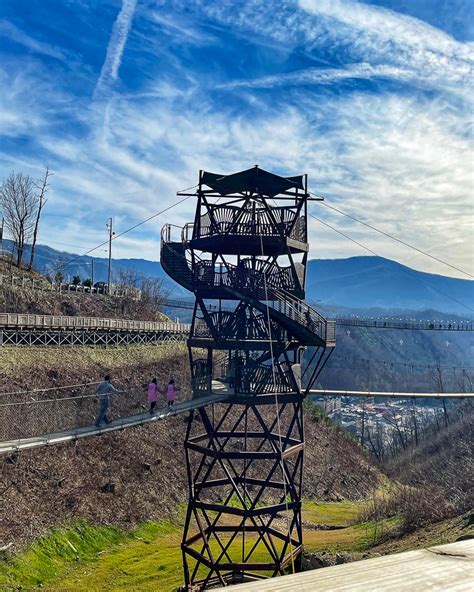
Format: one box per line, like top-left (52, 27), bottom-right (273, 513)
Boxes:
top-left (2, 240), bottom-right (472, 316)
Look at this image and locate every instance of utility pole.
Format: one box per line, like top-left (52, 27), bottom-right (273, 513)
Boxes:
top-left (106, 218), bottom-right (113, 295)
top-left (91, 259), bottom-right (95, 286)
top-left (0, 218), bottom-right (4, 256)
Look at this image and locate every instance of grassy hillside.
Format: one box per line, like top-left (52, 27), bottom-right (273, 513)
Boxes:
top-left (0, 499), bottom-right (394, 592)
top-left (2, 499), bottom-right (471, 591)
top-left (1, 346), bottom-right (470, 591)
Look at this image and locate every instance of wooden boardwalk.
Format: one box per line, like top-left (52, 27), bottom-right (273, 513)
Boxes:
top-left (214, 540), bottom-right (474, 591)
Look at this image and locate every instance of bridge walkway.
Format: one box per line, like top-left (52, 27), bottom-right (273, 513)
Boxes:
top-left (2, 380), bottom-right (472, 455)
top-left (0, 386), bottom-right (231, 455)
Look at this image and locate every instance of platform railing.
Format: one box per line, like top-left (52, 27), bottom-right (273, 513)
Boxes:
top-left (0, 312), bottom-right (190, 333)
top-left (194, 205), bottom-right (307, 243)
top-left (192, 311), bottom-right (290, 343)
top-left (160, 235), bottom-right (328, 345)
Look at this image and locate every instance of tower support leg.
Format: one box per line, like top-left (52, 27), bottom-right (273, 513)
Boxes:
top-left (181, 395), bottom-right (305, 590)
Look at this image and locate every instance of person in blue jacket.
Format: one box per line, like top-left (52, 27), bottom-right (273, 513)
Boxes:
top-left (95, 374), bottom-right (119, 426)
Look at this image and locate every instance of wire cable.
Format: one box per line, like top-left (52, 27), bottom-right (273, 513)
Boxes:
top-left (0, 381), bottom-right (100, 398)
top-left (259, 233), bottom-right (295, 575)
top-left (59, 193), bottom-right (194, 271)
top-left (308, 213), bottom-right (474, 314)
top-left (311, 194), bottom-right (473, 279)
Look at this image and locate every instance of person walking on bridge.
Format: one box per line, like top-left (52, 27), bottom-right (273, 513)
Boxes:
top-left (95, 374), bottom-right (119, 427)
top-left (166, 379), bottom-right (180, 408)
top-left (148, 377), bottom-right (162, 415)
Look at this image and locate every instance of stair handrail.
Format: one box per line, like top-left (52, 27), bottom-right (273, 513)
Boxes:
top-left (160, 229), bottom-right (327, 343)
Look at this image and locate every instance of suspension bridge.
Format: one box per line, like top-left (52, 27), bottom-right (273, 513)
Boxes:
top-left (1, 167), bottom-right (472, 591)
top-left (1, 308), bottom-right (472, 349)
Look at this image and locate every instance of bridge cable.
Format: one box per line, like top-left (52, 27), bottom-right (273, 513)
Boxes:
top-left (310, 193), bottom-right (473, 279)
top-left (308, 213), bottom-right (474, 314)
top-left (0, 381), bottom-right (100, 398)
top-left (259, 233), bottom-right (295, 574)
top-left (58, 191), bottom-right (195, 271)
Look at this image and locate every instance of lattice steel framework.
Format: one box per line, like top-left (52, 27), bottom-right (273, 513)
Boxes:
top-left (0, 329), bottom-right (187, 347)
top-left (161, 166), bottom-right (335, 589)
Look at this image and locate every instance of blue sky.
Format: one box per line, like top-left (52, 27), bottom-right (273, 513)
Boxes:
top-left (0, 0), bottom-right (472, 277)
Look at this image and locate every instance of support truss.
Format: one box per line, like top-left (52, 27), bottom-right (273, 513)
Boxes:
top-left (161, 167), bottom-right (335, 589)
top-left (0, 329), bottom-right (187, 347)
top-left (182, 396), bottom-right (304, 589)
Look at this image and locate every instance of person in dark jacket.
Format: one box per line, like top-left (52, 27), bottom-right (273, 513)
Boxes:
top-left (95, 374), bottom-right (119, 426)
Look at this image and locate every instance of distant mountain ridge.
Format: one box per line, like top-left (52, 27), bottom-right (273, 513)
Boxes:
top-left (2, 241), bottom-right (472, 316)
top-left (306, 257), bottom-right (473, 316)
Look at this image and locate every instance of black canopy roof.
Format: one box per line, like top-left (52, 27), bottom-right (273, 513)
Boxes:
top-left (201, 167), bottom-right (304, 197)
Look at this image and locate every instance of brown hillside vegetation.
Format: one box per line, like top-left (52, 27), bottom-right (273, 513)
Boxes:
top-left (0, 346), bottom-right (380, 551)
top-left (385, 408), bottom-right (473, 521)
top-left (361, 405), bottom-right (473, 541)
top-left (0, 259), bottom-right (167, 321)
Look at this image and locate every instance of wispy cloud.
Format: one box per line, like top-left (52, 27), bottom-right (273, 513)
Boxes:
top-left (220, 63), bottom-right (419, 90)
top-left (93, 0), bottom-right (138, 99)
top-left (0, 19), bottom-right (67, 61)
top-left (183, 0), bottom-right (472, 94)
top-left (0, 0), bottom-right (472, 278)
top-left (299, 0), bottom-right (473, 61)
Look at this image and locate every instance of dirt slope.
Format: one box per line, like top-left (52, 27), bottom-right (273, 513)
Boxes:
top-left (0, 347), bottom-right (380, 551)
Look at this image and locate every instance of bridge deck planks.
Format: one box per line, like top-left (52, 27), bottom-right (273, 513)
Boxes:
top-left (213, 540), bottom-right (474, 591)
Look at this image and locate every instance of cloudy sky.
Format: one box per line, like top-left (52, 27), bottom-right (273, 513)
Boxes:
top-left (0, 0), bottom-right (472, 278)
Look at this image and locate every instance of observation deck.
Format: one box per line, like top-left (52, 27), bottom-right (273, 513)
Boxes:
top-left (185, 207), bottom-right (308, 256)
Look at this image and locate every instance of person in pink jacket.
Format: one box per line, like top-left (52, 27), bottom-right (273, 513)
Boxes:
top-left (166, 379), bottom-right (180, 407)
top-left (148, 378), bottom-right (160, 414)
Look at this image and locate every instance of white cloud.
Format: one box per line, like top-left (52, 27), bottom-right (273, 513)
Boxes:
top-left (0, 20), bottom-right (67, 60)
top-left (299, 0), bottom-right (472, 62)
top-left (0, 2), bottom-right (472, 279)
top-left (93, 0), bottom-right (138, 99)
top-left (220, 63), bottom-right (419, 89)
top-left (184, 0), bottom-right (473, 96)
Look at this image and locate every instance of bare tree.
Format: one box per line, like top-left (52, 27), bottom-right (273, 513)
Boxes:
top-left (50, 255), bottom-right (65, 290)
top-left (0, 172), bottom-right (38, 267)
top-left (140, 275), bottom-right (167, 307)
top-left (431, 366), bottom-right (449, 429)
top-left (28, 167), bottom-right (52, 270)
top-left (410, 399), bottom-right (419, 446)
top-left (113, 267), bottom-right (140, 298)
top-left (112, 267), bottom-right (168, 319)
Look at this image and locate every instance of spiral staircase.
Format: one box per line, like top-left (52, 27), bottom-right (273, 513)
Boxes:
top-left (160, 167), bottom-right (335, 590)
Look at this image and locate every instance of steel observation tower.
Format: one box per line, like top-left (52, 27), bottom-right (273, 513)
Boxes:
top-left (161, 166), bottom-right (335, 590)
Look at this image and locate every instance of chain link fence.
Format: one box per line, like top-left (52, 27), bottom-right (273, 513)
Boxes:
top-left (0, 382), bottom-right (151, 442)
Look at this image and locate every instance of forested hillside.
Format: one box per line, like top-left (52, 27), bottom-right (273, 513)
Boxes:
top-left (316, 325), bottom-right (473, 393)
top-left (0, 348), bottom-right (379, 551)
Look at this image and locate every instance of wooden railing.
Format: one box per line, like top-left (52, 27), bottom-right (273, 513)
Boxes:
top-left (0, 273), bottom-right (140, 299)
